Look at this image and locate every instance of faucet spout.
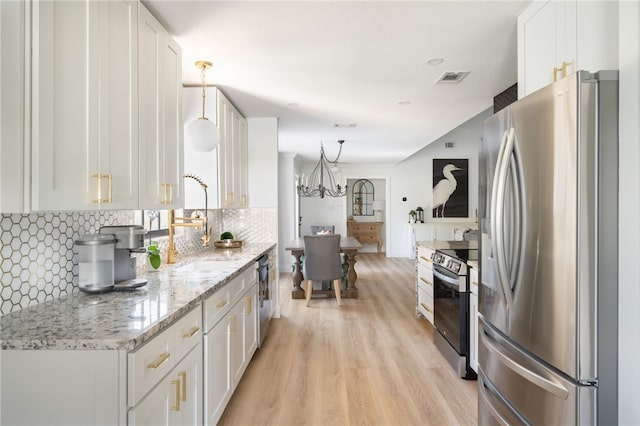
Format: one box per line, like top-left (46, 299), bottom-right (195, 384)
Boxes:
top-left (184, 173), bottom-right (211, 246)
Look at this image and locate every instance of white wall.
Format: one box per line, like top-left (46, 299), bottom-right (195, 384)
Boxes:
top-left (247, 117), bottom-right (278, 208)
top-left (277, 153), bottom-right (298, 272)
top-left (387, 107), bottom-right (491, 257)
top-left (617, 1), bottom-right (640, 422)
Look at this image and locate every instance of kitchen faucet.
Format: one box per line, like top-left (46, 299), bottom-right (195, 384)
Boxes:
top-left (167, 174), bottom-right (211, 264)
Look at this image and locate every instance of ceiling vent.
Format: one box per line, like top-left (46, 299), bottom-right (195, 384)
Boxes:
top-left (436, 71), bottom-right (470, 84)
top-left (333, 123), bottom-right (357, 128)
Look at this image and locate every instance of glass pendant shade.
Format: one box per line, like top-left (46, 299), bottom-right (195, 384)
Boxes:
top-left (186, 117), bottom-right (219, 152)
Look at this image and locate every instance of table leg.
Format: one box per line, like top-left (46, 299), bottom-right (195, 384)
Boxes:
top-left (343, 250), bottom-right (358, 293)
top-left (291, 251), bottom-right (304, 293)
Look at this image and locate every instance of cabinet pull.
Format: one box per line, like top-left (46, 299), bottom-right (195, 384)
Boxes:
top-left (472, 280), bottom-right (479, 286)
top-left (241, 194), bottom-right (247, 207)
top-left (419, 255), bottom-right (433, 263)
top-left (92, 173), bottom-right (112, 204)
top-left (553, 61), bottom-right (573, 81)
top-left (182, 326), bottom-right (200, 338)
top-left (419, 277), bottom-right (433, 287)
top-left (225, 192), bottom-right (234, 206)
top-left (420, 302), bottom-right (433, 313)
top-left (216, 300), bottom-right (228, 309)
top-left (146, 352), bottom-right (170, 369)
top-left (170, 379), bottom-right (181, 411)
top-left (229, 316), bottom-right (237, 335)
top-left (179, 371), bottom-right (187, 402)
top-left (161, 182), bottom-right (173, 205)
top-left (244, 297), bottom-right (252, 315)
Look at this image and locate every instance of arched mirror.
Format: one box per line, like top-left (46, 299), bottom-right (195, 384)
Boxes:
top-left (352, 179), bottom-right (374, 216)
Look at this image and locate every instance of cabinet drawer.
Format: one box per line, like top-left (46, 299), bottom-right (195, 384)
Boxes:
top-left (128, 324), bottom-right (175, 407)
top-left (417, 247), bottom-right (434, 267)
top-left (229, 267), bottom-right (254, 302)
top-left (174, 305), bottom-right (202, 362)
top-left (417, 270), bottom-right (434, 297)
top-left (417, 286), bottom-right (434, 325)
top-left (204, 286), bottom-right (232, 332)
top-left (469, 267), bottom-right (479, 295)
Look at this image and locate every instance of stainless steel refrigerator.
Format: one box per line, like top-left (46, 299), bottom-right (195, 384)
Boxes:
top-left (478, 71), bottom-right (618, 425)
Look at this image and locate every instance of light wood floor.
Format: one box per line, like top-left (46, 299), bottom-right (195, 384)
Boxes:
top-left (218, 254), bottom-right (478, 426)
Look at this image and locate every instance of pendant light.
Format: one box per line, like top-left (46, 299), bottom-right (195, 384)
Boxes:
top-left (185, 60), bottom-right (219, 152)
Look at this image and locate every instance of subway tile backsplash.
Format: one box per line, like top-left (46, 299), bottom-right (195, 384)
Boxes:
top-left (0, 208), bottom-right (276, 315)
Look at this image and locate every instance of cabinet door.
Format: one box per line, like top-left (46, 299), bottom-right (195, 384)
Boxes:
top-left (174, 343), bottom-right (203, 426)
top-left (242, 285), bottom-right (258, 371)
top-left (237, 115), bottom-right (248, 207)
top-left (517, 0), bottom-right (578, 98)
top-left (138, 3), bottom-right (182, 209)
top-left (204, 318), bottom-right (231, 426)
top-left (32, 0), bottom-right (138, 211)
top-left (128, 375), bottom-right (173, 426)
top-left (229, 300), bottom-right (245, 389)
top-left (217, 92), bottom-right (235, 207)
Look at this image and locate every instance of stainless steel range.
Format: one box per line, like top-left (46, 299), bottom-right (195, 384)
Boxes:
top-left (432, 248), bottom-right (477, 379)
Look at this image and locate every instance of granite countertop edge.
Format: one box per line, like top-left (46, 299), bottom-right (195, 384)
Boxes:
top-left (0, 242), bottom-right (276, 352)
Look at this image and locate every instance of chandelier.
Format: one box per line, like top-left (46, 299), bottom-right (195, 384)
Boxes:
top-left (297, 140), bottom-right (347, 198)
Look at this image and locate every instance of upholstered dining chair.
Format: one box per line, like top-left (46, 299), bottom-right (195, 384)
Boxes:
top-left (303, 234), bottom-right (343, 307)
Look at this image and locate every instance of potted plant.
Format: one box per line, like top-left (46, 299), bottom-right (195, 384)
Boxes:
top-left (409, 209), bottom-right (417, 223)
top-left (147, 242), bottom-right (161, 270)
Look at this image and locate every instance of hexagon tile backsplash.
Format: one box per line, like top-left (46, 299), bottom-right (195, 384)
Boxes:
top-left (0, 208), bottom-right (276, 315)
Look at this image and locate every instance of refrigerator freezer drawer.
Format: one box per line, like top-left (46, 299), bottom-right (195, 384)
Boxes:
top-left (478, 318), bottom-right (596, 425)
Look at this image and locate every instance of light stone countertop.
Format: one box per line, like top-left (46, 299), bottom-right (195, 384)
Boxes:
top-left (416, 240), bottom-right (478, 251)
top-left (0, 242), bottom-right (276, 351)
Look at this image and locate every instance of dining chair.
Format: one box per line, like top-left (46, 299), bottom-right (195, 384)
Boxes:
top-left (303, 234), bottom-right (343, 307)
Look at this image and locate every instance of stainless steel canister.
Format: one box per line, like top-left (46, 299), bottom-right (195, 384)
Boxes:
top-left (75, 234), bottom-right (117, 292)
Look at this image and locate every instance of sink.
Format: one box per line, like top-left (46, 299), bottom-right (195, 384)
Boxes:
top-left (175, 260), bottom-right (239, 272)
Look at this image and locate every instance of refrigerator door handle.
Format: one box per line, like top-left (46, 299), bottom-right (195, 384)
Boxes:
top-left (493, 127), bottom-right (516, 311)
top-left (490, 129), bottom-right (510, 304)
top-left (480, 321), bottom-right (570, 400)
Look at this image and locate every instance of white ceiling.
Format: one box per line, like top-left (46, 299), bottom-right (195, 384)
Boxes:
top-left (144, 0), bottom-right (530, 165)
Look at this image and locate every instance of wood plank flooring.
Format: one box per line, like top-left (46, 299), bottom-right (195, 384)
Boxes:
top-left (218, 254), bottom-right (478, 426)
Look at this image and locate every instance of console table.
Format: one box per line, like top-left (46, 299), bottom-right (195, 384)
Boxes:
top-left (347, 220), bottom-right (383, 253)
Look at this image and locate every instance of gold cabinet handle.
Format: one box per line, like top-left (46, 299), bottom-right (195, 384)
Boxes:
top-left (244, 297), bottom-right (252, 315)
top-left (420, 302), bottom-right (432, 313)
top-left (216, 300), bottom-right (228, 309)
top-left (161, 182), bottom-right (173, 204)
top-left (472, 280), bottom-right (479, 286)
top-left (419, 277), bottom-right (433, 287)
top-left (419, 256), bottom-right (433, 263)
top-left (241, 194), bottom-right (247, 207)
top-left (92, 173), bottom-right (112, 204)
top-left (170, 379), bottom-right (181, 411)
top-left (553, 60), bottom-right (573, 81)
top-left (182, 326), bottom-right (200, 338)
top-left (146, 352), bottom-right (170, 369)
top-left (179, 371), bottom-right (187, 402)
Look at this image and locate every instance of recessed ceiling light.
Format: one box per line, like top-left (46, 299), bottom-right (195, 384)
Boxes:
top-left (398, 101), bottom-right (411, 106)
top-left (427, 57), bottom-right (444, 66)
top-left (332, 123), bottom-right (357, 128)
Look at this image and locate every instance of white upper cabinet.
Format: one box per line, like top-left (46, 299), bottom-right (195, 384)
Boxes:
top-left (216, 91), bottom-right (248, 208)
top-left (138, 3), bottom-right (183, 209)
top-left (517, 0), bottom-right (618, 98)
top-left (31, 0), bottom-right (139, 211)
top-left (0, 0), bottom-right (28, 213)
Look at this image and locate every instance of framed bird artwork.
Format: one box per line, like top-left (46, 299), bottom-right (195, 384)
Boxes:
top-left (432, 159), bottom-right (468, 218)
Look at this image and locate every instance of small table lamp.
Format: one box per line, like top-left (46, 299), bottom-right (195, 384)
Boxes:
top-left (372, 200), bottom-right (385, 222)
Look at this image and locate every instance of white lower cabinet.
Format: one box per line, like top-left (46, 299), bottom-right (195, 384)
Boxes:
top-left (204, 267), bottom-right (258, 425)
top-left (416, 246), bottom-right (435, 325)
top-left (128, 342), bottom-right (202, 426)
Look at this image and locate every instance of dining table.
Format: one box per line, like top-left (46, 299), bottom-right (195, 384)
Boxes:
top-left (285, 236), bottom-right (363, 299)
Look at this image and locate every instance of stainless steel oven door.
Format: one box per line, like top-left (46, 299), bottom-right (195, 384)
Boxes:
top-left (433, 264), bottom-right (467, 355)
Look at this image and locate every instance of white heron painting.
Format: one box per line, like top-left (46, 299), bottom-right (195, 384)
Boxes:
top-left (432, 159), bottom-right (468, 218)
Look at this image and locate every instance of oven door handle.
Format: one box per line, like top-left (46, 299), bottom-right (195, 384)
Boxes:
top-left (433, 267), bottom-right (461, 289)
